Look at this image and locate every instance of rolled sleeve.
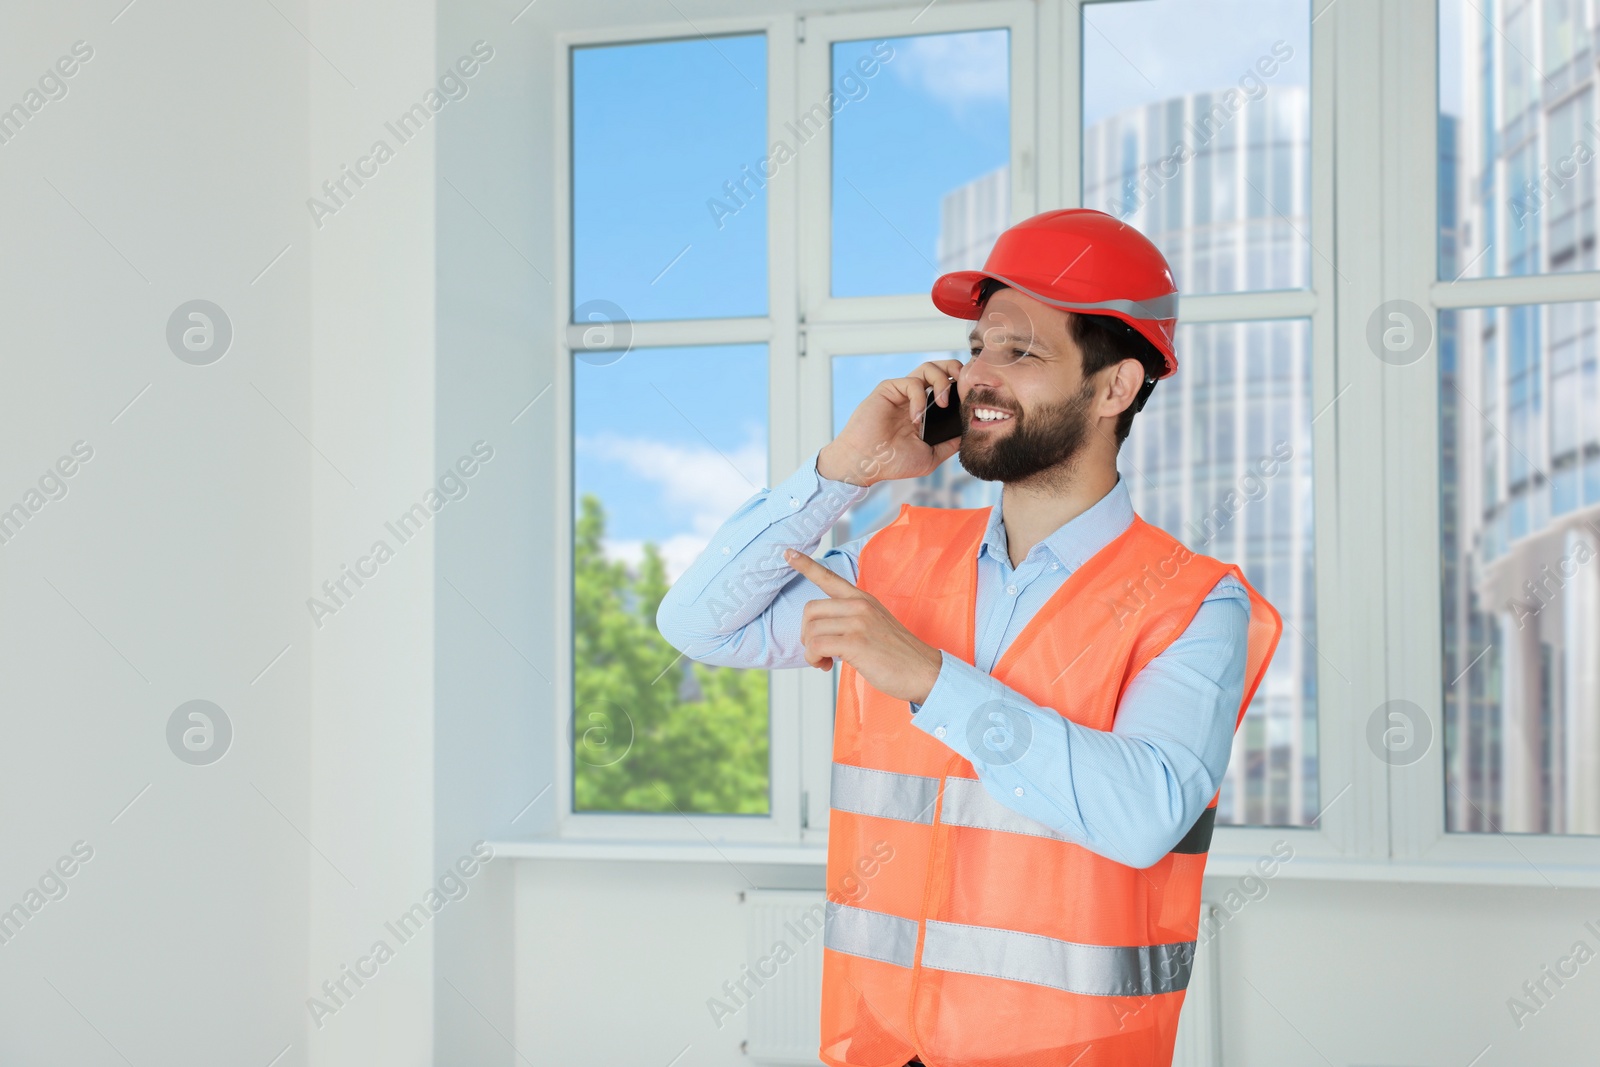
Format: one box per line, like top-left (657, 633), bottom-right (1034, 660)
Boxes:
top-left (653, 448), bottom-right (872, 669)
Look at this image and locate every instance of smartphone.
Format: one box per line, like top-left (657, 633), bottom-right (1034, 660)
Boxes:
top-left (920, 377), bottom-right (963, 446)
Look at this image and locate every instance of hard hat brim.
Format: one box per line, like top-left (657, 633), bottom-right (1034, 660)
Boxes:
top-left (931, 269), bottom-right (1179, 379)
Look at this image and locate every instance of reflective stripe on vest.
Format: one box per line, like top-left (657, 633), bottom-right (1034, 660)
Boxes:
top-left (824, 901), bottom-right (1195, 997)
top-left (829, 761), bottom-right (940, 825)
top-left (939, 775), bottom-right (1070, 841)
top-left (832, 760), bottom-right (1216, 855)
top-left (823, 900), bottom-right (918, 968)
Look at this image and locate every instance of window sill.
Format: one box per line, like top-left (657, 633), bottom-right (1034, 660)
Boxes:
top-left (1201, 851), bottom-right (1600, 888)
top-left (489, 837), bottom-right (827, 865)
top-left (489, 837), bottom-right (1600, 887)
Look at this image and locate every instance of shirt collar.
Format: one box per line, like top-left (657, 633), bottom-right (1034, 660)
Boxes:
top-left (979, 473), bottom-right (1135, 573)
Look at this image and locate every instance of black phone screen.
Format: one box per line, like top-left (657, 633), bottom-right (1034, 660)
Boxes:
top-left (920, 379), bottom-right (963, 446)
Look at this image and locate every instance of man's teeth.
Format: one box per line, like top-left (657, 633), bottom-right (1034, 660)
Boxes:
top-left (974, 408), bottom-right (1013, 421)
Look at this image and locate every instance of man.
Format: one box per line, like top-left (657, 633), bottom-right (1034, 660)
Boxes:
top-left (655, 209), bottom-right (1281, 1067)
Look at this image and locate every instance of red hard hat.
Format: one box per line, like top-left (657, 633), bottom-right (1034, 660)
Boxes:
top-left (930, 208), bottom-right (1180, 378)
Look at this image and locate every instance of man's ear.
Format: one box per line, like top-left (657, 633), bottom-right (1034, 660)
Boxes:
top-left (1103, 358), bottom-right (1146, 418)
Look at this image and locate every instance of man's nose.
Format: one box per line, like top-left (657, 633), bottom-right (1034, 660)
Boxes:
top-left (961, 350), bottom-right (1008, 392)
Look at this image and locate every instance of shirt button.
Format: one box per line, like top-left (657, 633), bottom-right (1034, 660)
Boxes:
top-left (722, 545), bottom-right (731, 554)
top-left (789, 497), bottom-right (799, 508)
top-left (934, 726), bottom-right (947, 738)
top-left (1050, 562), bottom-right (1060, 571)
top-left (1014, 786), bottom-right (1025, 796)
top-left (1006, 584), bottom-right (1017, 596)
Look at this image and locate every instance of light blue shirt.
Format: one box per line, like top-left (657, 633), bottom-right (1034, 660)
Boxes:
top-left (654, 448), bottom-right (1251, 869)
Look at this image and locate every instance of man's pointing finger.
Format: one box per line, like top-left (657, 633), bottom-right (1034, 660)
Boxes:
top-left (783, 548), bottom-right (863, 599)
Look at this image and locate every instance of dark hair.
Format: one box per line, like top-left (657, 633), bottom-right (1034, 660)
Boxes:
top-left (977, 278), bottom-right (1166, 447)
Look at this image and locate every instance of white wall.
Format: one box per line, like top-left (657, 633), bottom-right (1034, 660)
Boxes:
top-left (0, 1), bottom-right (442, 1064)
top-left (0, 1), bottom-right (314, 1063)
top-left (1217, 879), bottom-right (1600, 1064)
top-left (432, 1), bottom-right (556, 1063)
top-left (306, 0), bottom-right (438, 1064)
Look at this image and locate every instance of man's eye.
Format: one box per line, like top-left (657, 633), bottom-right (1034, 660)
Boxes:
top-left (1013, 348), bottom-right (1033, 360)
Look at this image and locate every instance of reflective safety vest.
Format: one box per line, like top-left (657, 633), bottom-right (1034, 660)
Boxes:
top-left (819, 503), bottom-right (1282, 1067)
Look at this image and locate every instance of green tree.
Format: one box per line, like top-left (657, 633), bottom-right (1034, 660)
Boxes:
top-left (573, 492), bottom-right (770, 813)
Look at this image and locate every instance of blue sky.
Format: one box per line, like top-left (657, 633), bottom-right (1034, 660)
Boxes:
top-left (571, 34), bottom-right (769, 321)
top-left (572, 6), bottom-right (1313, 579)
top-left (1082, 0), bottom-right (1310, 127)
top-left (830, 32), bottom-right (1009, 296)
top-left (573, 344), bottom-right (768, 580)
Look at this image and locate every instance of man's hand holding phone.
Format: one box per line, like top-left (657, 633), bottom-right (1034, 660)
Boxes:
top-left (817, 358), bottom-right (965, 488)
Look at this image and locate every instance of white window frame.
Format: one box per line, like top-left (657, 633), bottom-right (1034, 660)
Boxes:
top-left (542, 0), bottom-right (1600, 884)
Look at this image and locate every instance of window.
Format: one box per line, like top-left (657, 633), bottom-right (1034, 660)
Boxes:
top-left (550, 0), bottom-right (1600, 875)
top-left (1084, 0), bottom-right (1319, 829)
top-left (1437, 300), bottom-right (1600, 836)
top-left (1440, 0), bottom-right (1597, 281)
top-left (1081, 0), bottom-right (1312, 296)
top-left (571, 343), bottom-right (771, 815)
top-left (571, 34), bottom-right (768, 322)
top-left (830, 30), bottom-right (1011, 298)
top-left (568, 32), bottom-right (775, 824)
top-left (1121, 319), bottom-right (1317, 828)
top-left (1438, 0), bottom-right (1600, 837)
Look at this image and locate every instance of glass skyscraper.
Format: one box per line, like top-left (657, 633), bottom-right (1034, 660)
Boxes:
top-left (1445, 0), bottom-right (1600, 836)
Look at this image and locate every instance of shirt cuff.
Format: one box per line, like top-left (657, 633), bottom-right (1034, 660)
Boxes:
top-left (763, 448), bottom-right (870, 524)
top-left (908, 650), bottom-right (1023, 763)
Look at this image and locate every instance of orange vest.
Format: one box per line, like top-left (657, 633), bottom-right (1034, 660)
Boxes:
top-left (819, 503), bottom-right (1282, 1067)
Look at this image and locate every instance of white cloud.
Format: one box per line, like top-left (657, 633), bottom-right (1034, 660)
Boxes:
top-left (602, 533), bottom-right (711, 587)
top-left (1080, 0), bottom-right (1309, 126)
top-left (581, 431), bottom-right (765, 522)
top-left (887, 31), bottom-right (1009, 112)
top-left (579, 431), bottom-right (767, 584)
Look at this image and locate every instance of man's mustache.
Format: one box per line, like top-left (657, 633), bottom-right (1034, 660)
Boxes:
top-left (953, 391), bottom-right (1017, 422)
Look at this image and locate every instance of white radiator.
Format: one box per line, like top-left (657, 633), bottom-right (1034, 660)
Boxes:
top-left (740, 891), bottom-right (1223, 1067)
top-left (742, 890), bottom-right (829, 1065)
top-left (1171, 902), bottom-right (1224, 1067)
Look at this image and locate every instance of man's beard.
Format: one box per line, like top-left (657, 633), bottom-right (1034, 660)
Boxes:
top-left (956, 378), bottom-right (1097, 484)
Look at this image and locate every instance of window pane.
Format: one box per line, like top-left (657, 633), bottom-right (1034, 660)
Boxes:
top-left (1082, 0), bottom-right (1311, 295)
top-left (1121, 319), bottom-right (1318, 827)
top-left (831, 31), bottom-right (1011, 298)
top-left (830, 352), bottom-right (994, 543)
top-left (572, 344), bottom-right (770, 813)
top-left (572, 35), bottom-right (767, 321)
top-left (1440, 0), bottom-right (1599, 280)
top-left (1440, 302), bottom-right (1600, 835)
